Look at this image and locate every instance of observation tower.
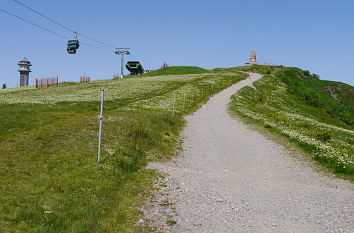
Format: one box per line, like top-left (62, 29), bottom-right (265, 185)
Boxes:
top-left (18, 57), bottom-right (32, 86)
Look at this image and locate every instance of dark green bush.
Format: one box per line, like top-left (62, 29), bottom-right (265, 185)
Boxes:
top-left (312, 74), bottom-right (320, 79)
top-left (315, 131), bottom-right (332, 142)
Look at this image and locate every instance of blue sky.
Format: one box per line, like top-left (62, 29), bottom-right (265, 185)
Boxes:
top-left (0, 0), bottom-right (353, 87)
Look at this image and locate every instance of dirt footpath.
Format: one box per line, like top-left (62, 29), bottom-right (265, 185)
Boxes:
top-left (146, 73), bottom-right (354, 233)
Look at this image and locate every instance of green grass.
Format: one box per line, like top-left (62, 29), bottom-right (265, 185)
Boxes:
top-left (233, 64), bottom-right (279, 74)
top-left (0, 68), bottom-right (246, 232)
top-left (279, 68), bottom-right (354, 126)
top-left (231, 65), bottom-right (354, 180)
top-left (140, 66), bottom-right (209, 77)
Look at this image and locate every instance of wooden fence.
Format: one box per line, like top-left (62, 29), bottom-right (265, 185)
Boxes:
top-left (35, 76), bottom-right (58, 88)
top-left (80, 76), bottom-right (91, 83)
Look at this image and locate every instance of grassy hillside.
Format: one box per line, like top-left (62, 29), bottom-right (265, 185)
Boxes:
top-left (0, 69), bottom-right (246, 232)
top-left (321, 80), bottom-right (354, 123)
top-left (141, 66), bottom-right (209, 77)
top-left (231, 65), bottom-right (354, 180)
top-left (280, 69), bottom-right (354, 126)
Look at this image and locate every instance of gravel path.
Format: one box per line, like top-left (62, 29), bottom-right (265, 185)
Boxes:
top-left (146, 73), bottom-right (354, 233)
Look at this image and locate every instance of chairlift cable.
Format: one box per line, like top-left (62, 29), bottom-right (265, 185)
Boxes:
top-left (12, 0), bottom-right (116, 49)
top-left (0, 8), bottom-right (114, 53)
top-left (12, 0), bottom-right (75, 34)
top-left (80, 42), bottom-right (113, 53)
top-left (77, 33), bottom-right (116, 49)
top-left (0, 8), bottom-right (67, 39)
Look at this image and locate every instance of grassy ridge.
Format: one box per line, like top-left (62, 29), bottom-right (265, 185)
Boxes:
top-left (140, 66), bottom-right (209, 77)
top-left (321, 80), bottom-right (354, 123)
top-left (231, 65), bottom-right (354, 179)
top-left (0, 68), bottom-right (246, 232)
top-left (280, 69), bottom-right (354, 126)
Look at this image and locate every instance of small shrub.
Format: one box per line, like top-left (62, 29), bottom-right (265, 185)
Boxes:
top-left (275, 114), bottom-right (288, 122)
top-left (166, 219), bottom-right (177, 226)
top-left (315, 131), bottom-right (332, 142)
top-left (299, 122), bottom-right (311, 129)
top-left (312, 74), bottom-right (320, 79)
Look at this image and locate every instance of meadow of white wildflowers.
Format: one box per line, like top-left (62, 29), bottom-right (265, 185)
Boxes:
top-left (127, 74), bottom-right (239, 113)
top-left (231, 75), bottom-right (354, 175)
top-left (0, 71), bottom-right (244, 114)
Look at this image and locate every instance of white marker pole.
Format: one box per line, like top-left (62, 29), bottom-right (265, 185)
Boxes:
top-left (183, 93), bottom-right (185, 110)
top-left (98, 90), bottom-right (104, 163)
top-left (172, 93), bottom-right (176, 117)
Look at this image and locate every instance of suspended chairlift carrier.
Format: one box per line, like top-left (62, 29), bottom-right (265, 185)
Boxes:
top-left (126, 61), bottom-right (144, 75)
top-left (67, 32), bottom-right (80, 54)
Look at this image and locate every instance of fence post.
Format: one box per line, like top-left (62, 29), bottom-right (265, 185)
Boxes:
top-left (183, 93), bottom-right (185, 110)
top-left (172, 92), bottom-right (175, 117)
top-left (98, 90), bottom-right (104, 163)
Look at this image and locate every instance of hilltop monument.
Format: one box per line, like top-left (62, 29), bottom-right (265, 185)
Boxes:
top-left (161, 61), bottom-right (169, 69)
top-left (249, 49), bottom-right (257, 65)
top-left (18, 57), bottom-right (32, 86)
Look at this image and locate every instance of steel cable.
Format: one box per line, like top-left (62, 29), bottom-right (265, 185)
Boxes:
top-left (0, 7), bottom-right (114, 53)
top-left (12, 0), bottom-right (116, 49)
